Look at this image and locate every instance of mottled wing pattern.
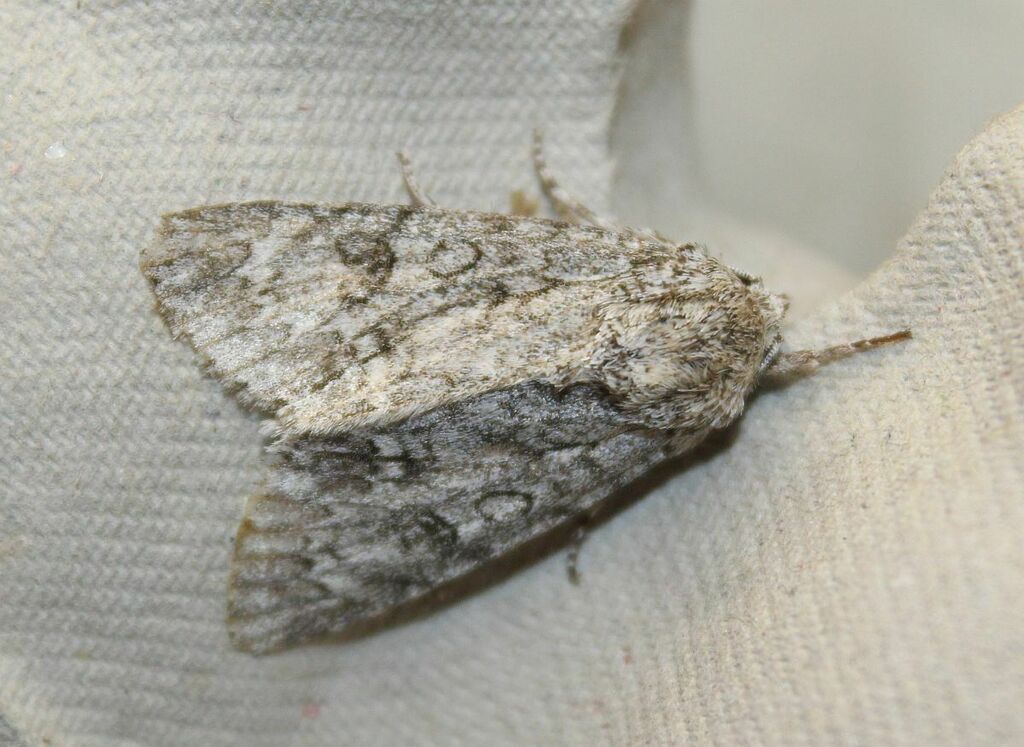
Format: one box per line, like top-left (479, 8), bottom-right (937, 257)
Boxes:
top-left (141, 202), bottom-right (660, 435)
top-left (228, 382), bottom-right (693, 654)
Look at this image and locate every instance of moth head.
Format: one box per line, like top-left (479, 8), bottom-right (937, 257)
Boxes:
top-left (581, 250), bottom-right (788, 433)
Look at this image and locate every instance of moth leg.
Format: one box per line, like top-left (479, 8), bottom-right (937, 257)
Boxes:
top-left (396, 151), bottom-right (437, 207)
top-left (532, 129), bottom-right (616, 230)
top-left (565, 515), bottom-right (594, 585)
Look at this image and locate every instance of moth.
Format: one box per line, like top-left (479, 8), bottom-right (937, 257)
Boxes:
top-left (141, 134), bottom-right (909, 653)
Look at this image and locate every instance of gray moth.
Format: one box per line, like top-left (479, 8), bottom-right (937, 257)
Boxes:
top-left (141, 138), bottom-right (909, 654)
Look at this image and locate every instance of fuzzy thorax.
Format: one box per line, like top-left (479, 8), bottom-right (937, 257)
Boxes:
top-left (580, 250), bottom-right (786, 433)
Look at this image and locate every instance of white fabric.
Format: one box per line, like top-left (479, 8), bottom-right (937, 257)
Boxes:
top-left (2, 2), bottom-right (1022, 745)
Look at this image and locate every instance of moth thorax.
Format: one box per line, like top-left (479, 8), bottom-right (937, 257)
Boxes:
top-left (585, 293), bottom-right (773, 432)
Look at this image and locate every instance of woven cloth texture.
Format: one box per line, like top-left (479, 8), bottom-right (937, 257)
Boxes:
top-left (2, 2), bottom-right (1022, 745)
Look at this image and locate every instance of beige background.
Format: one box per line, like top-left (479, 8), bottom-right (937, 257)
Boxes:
top-left (1, 1), bottom-right (1022, 744)
top-left (689, 0), bottom-right (1024, 275)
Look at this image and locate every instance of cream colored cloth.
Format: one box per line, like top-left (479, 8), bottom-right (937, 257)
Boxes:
top-left (1, 2), bottom-right (1022, 745)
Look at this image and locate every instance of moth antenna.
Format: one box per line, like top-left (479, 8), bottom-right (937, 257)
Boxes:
top-left (396, 151), bottom-right (437, 207)
top-left (532, 129), bottom-right (619, 230)
top-left (531, 129), bottom-right (667, 244)
top-left (762, 329), bottom-right (912, 383)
